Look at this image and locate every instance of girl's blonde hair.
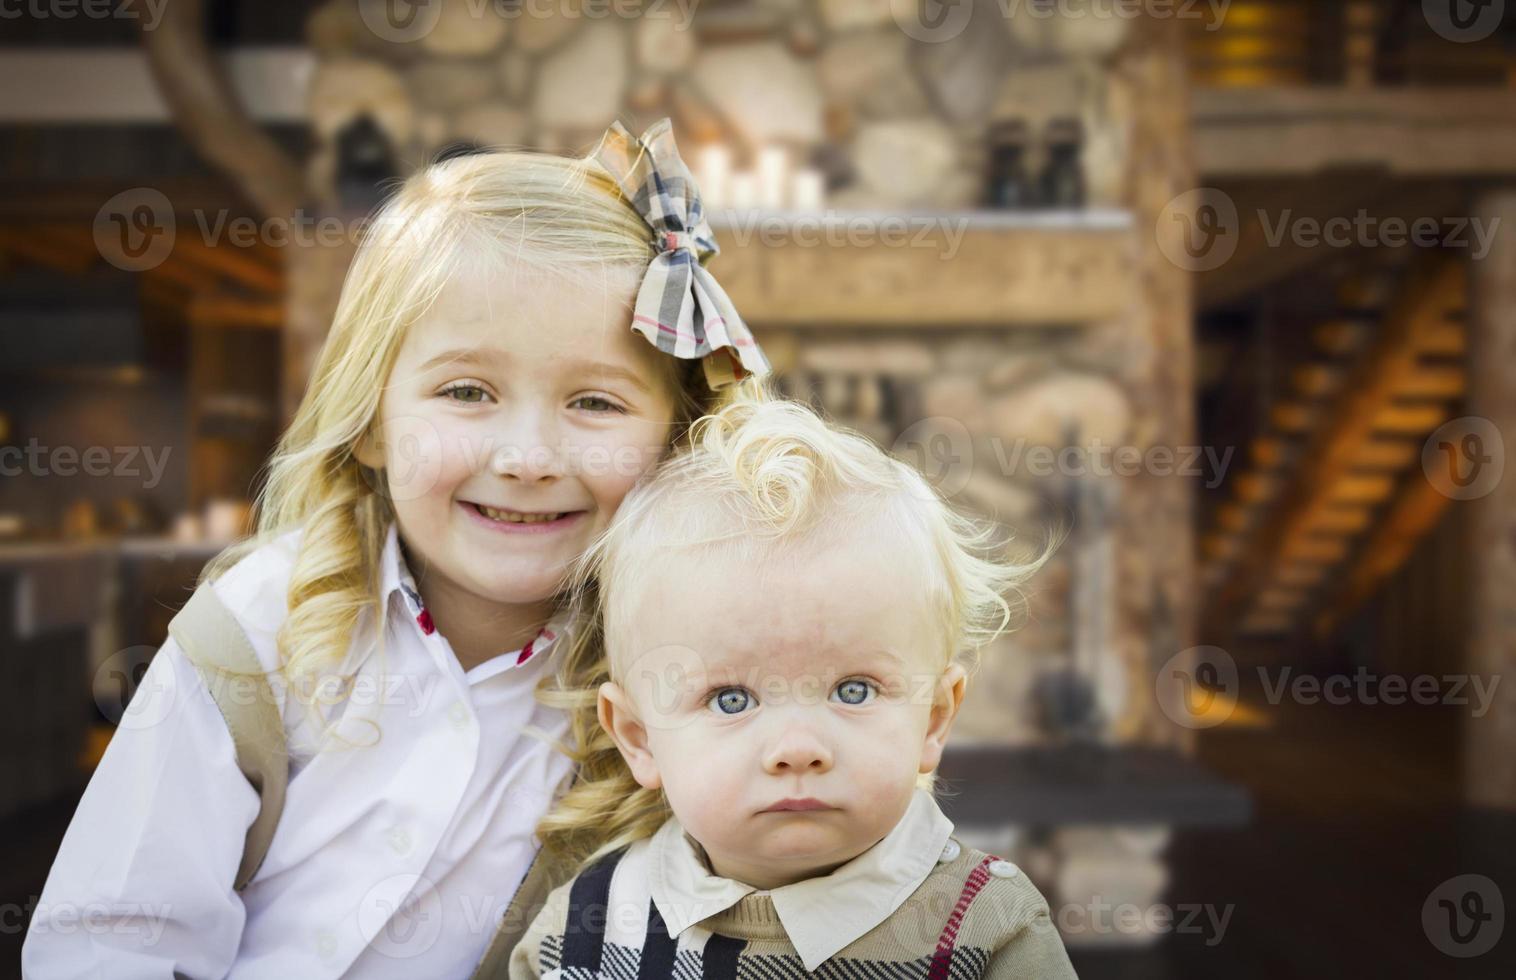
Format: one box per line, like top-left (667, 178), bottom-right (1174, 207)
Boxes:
top-left (204, 147), bottom-right (730, 692)
top-left (536, 393), bottom-right (1052, 869)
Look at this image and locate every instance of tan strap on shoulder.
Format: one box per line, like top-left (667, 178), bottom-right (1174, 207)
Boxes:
top-left (470, 845), bottom-right (573, 980)
top-left (168, 581), bottom-right (288, 891)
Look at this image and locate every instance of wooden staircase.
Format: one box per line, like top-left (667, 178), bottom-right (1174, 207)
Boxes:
top-left (1200, 256), bottom-right (1467, 640)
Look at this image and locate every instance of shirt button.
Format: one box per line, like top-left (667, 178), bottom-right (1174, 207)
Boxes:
top-left (388, 826), bottom-right (412, 855)
top-left (316, 928), bottom-right (337, 957)
top-left (448, 700), bottom-right (469, 730)
top-left (938, 840), bottom-right (961, 863)
top-left (988, 860), bottom-right (1021, 878)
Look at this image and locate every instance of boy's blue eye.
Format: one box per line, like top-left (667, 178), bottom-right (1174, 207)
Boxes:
top-left (708, 687), bottom-right (754, 715)
top-left (833, 679), bottom-right (875, 705)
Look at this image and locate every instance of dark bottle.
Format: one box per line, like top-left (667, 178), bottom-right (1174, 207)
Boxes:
top-left (985, 120), bottom-right (1033, 210)
top-left (1039, 117), bottom-right (1085, 209)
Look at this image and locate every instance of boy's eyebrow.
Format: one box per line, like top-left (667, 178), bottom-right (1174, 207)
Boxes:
top-left (685, 646), bottom-right (912, 678)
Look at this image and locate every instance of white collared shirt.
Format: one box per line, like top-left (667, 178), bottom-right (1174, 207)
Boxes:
top-left (23, 523), bottom-right (576, 979)
top-left (644, 789), bottom-right (955, 971)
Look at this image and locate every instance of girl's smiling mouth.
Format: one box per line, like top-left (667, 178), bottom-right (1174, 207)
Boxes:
top-left (461, 501), bottom-right (588, 533)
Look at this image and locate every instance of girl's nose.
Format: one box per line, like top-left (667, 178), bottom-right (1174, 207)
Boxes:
top-left (761, 724), bottom-right (834, 775)
top-left (488, 412), bottom-right (564, 482)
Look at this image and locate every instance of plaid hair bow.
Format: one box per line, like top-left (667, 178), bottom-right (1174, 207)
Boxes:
top-left (592, 118), bottom-right (770, 390)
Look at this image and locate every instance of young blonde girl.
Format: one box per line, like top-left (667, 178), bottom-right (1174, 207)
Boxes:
top-left (23, 119), bottom-right (767, 979)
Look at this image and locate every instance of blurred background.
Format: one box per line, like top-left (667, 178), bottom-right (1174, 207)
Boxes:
top-left (2, 0), bottom-right (1514, 976)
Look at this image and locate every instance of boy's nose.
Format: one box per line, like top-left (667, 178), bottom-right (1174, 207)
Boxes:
top-left (761, 725), bottom-right (834, 775)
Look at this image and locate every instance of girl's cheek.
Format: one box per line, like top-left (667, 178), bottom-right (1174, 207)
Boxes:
top-left (373, 414), bottom-right (447, 504)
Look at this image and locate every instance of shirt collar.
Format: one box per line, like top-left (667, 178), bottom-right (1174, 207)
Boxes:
top-left (378, 522), bottom-right (575, 678)
top-left (647, 789), bottom-right (954, 971)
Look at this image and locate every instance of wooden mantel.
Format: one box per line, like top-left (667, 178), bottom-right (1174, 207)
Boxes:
top-left (707, 209), bottom-right (1137, 328)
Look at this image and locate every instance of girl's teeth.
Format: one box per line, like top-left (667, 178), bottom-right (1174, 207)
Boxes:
top-left (476, 505), bottom-right (563, 524)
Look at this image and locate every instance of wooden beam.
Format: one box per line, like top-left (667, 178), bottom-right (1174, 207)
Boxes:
top-left (1350, 439), bottom-right (1420, 470)
top-left (1300, 506), bottom-right (1372, 534)
top-left (1274, 564), bottom-right (1329, 588)
top-left (1464, 188), bottom-right (1516, 809)
top-left (138, 0), bottom-right (303, 221)
top-left (0, 225), bottom-right (97, 275)
top-left (709, 215), bottom-right (1138, 327)
top-left (169, 235), bottom-right (282, 294)
top-left (1313, 473), bottom-right (1452, 638)
top-left (1372, 402), bottom-right (1453, 435)
top-left (1194, 88), bottom-right (1516, 177)
top-left (1398, 364), bottom-right (1465, 399)
top-left (188, 294), bottom-right (283, 331)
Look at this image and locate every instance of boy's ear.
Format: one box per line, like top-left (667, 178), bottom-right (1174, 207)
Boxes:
top-left (599, 681), bottom-right (662, 791)
top-left (919, 663), bottom-right (968, 775)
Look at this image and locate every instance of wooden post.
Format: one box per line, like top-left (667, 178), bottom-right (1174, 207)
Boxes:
top-left (1465, 187), bottom-right (1516, 810)
top-left (1112, 13), bottom-right (1198, 746)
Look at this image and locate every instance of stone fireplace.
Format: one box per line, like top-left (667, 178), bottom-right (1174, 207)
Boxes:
top-left (295, 0), bottom-right (1205, 943)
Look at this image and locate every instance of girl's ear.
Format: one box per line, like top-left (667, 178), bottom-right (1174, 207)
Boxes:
top-left (598, 681), bottom-right (662, 790)
top-left (353, 426), bottom-right (385, 470)
top-left (919, 663), bottom-right (968, 775)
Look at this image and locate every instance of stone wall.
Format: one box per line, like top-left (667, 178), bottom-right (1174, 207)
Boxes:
top-left (761, 323), bottom-right (1152, 746)
top-left (305, 0), bottom-right (1131, 210)
top-left (303, 0), bottom-right (1179, 747)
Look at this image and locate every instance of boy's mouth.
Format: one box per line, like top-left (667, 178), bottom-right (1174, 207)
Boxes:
top-left (761, 798), bottom-right (835, 813)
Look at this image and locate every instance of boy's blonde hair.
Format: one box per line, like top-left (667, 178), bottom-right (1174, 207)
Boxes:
top-left (205, 148), bottom-right (730, 690)
top-left (537, 392), bottom-right (1050, 868)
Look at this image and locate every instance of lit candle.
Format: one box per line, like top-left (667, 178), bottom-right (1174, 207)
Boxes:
top-left (697, 145), bottom-right (730, 210)
top-left (728, 171), bottom-right (758, 210)
top-left (756, 146), bottom-right (787, 209)
top-left (791, 168), bottom-right (825, 211)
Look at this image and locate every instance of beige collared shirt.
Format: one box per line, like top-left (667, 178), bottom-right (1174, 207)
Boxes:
top-left (645, 788), bottom-right (955, 971)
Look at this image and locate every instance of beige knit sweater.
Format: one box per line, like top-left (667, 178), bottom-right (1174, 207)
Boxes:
top-left (504, 839), bottom-right (1078, 979)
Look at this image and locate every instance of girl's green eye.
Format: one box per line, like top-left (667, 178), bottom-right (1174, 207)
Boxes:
top-left (708, 687), bottom-right (755, 715)
top-left (833, 679), bottom-right (874, 705)
top-left (443, 384), bottom-right (487, 403)
top-left (572, 395), bottom-right (620, 413)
